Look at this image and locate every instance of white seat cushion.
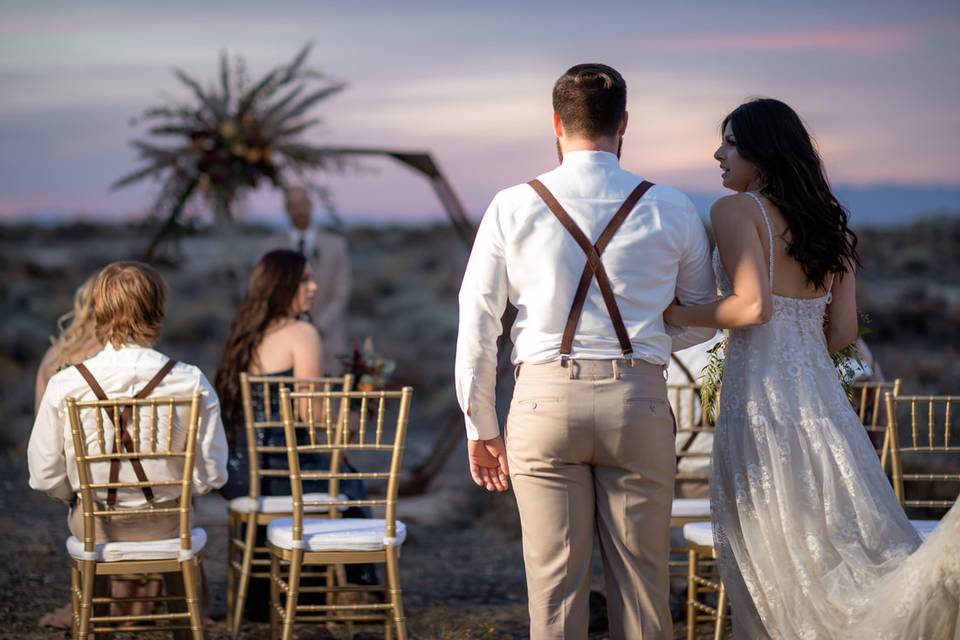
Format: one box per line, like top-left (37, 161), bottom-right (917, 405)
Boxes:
top-left (66, 527), bottom-right (207, 562)
top-left (228, 493), bottom-right (348, 514)
top-left (672, 498), bottom-right (711, 519)
top-left (683, 522), bottom-right (715, 547)
top-left (267, 518), bottom-right (406, 552)
top-left (910, 519), bottom-right (938, 540)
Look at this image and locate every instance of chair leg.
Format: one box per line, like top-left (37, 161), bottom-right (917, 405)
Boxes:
top-left (714, 584), bottom-right (727, 640)
top-left (181, 558), bottom-right (204, 640)
top-left (685, 549), bottom-right (694, 640)
top-left (231, 512), bottom-right (258, 638)
top-left (281, 550), bottom-right (303, 640)
top-left (70, 561), bottom-right (80, 638)
top-left (269, 550), bottom-right (280, 640)
top-left (226, 511), bottom-right (237, 634)
top-left (385, 547), bottom-right (407, 640)
top-left (76, 560), bottom-right (95, 640)
top-left (163, 569), bottom-right (191, 640)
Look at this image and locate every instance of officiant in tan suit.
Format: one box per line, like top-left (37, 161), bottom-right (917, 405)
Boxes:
top-left (261, 185), bottom-right (350, 373)
top-left (455, 64), bottom-right (716, 639)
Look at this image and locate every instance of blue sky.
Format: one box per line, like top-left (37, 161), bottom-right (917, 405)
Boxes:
top-left (1, 1), bottom-right (958, 224)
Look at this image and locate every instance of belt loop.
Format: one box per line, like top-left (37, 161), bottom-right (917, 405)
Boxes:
top-left (612, 359), bottom-right (621, 380)
top-left (514, 363), bottom-right (522, 382)
top-left (626, 352), bottom-right (636, 368)
top-left (662, 365), bottom-right (668, 381)
top-left (568, 359), bottom-right (576, 380)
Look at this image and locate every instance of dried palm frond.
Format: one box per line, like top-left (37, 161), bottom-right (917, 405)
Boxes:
top-left (114, 43), bottom-right (346, 258)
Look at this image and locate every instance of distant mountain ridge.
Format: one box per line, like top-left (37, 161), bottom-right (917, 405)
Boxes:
top-left (4, 184), bottom-right (959, 229)
top-left (687, 184), bottom-right (960, 228)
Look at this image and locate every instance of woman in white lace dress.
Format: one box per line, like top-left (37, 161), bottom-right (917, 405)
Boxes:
top-left (664, 98), bottom-right (959, 639)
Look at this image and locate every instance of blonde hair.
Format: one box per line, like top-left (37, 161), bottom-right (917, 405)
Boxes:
top-left (92, 261), bottom-right (167, 348)
top-left (49, 272), bottom-right (101, 370)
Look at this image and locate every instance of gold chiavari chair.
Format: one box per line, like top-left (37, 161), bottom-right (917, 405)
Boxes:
top-left (668, 383), bottom-right (714, 631)
top-left (850, 379), bottom-right (901, 470)
top-left (683, 522), bottom-right (730, 640)
top-left (226, 373), bottom-right (353, 638)
top-left (267, 386), bottom-right (413, 640)
top-left (66, 393), bottom-right (205, 640)
top-left (885, 394), bottom-right (960, 539)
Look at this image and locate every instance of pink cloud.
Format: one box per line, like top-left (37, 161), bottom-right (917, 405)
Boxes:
top-left (656, 25), bottom-right (923, 57)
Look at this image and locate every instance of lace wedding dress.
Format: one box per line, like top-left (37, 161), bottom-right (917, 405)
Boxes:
top-left (710, 192), bottom-right (960, 639)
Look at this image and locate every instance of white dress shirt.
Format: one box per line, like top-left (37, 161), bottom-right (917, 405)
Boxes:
top-left (456, 151), bottom-right (717, 440)
top-left (28, 344), bottom-right (229, 506)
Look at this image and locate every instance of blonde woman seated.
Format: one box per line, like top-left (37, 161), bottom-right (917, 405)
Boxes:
top-left (28, 261), bottom-right (229, 625)
top-left (29, 261), bottom-right (228, 538)
top-left (34, 271), bottom-right (103, 413)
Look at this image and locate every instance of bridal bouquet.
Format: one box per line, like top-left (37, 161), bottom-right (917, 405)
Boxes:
top-left (698, 313), bottom-right (871, 424)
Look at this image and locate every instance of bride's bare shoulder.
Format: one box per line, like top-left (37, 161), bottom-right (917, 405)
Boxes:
top-left (710, 193), bottom-right (759, 229)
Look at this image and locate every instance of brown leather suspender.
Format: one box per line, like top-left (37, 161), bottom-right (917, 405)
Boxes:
top-left (528, 179), bottom-right (655, 360)
top-left (74, 358), bottom-right (178, 507)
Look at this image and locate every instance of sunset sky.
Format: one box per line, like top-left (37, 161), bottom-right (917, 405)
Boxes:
top-left (1, 0), bottom-right (958, 224)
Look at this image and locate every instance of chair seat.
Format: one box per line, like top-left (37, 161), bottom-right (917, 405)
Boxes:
top-left (228, 492), bottom-right (347, 514)
top-left (910, 519), bottom-right (938, 540)
top-left (681, 520), bottom-right (937, 548)
top-left (66, 527), bottom-right (207, 562)
top-left (683, 521), bottom-right (714, 547)
top-left (672, 498), bottom-right (711, 519)
top-left (267, 518), bottom-right (406, 552)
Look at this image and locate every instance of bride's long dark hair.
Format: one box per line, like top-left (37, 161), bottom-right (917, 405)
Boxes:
top-left (214, 249), bottom-right (307, 440)
top-left (723, 98), bottom-right (860, 289)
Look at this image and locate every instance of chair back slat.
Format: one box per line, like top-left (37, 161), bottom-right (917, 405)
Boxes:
top-left (279, 387), bottom-right (414, 544)
top-left (131, 403), bottom-right (141, 453)
top-left (850, 379), bottom-right (900, 470)
top-left (65, 393), bottom-right (203, 554)
top-left (112, 404), bottom-right (123, 455)
top-left (238, 373), bottom-right (354, 501)
top-left (94, 406), bottom-right (106, 454)
top-left (148, 402), bottom-right (158, 452)
top-left (885, 394), bottom-right (960, 517)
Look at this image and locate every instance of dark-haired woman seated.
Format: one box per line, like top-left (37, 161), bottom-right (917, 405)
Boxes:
top-left (215, 249), bottom-right (375, 620)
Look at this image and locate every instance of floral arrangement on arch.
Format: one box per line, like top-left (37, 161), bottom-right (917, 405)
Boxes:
top-left (113, 44), bottom-right (347, 257)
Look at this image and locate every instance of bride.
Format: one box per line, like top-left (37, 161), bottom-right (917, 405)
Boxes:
top-left (664, 98), bottom-right (960, 639)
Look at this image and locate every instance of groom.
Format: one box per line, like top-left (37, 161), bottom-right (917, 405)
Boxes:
top-left (455, 63), bottom-right (716, 639)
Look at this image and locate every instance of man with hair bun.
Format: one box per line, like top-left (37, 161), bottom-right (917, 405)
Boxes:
top-left (456, 64), bottom-right (716, 638)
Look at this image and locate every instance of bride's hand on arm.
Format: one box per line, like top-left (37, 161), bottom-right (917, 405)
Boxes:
top-left (666, 196), bottom-right (773, 330)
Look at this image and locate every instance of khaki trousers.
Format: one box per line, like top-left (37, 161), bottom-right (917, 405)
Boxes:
top-left (506, 359), bottom-right (676, 640)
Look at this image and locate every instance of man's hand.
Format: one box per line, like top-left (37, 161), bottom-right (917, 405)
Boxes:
top-left (467, 436), bottom-right (510, 492)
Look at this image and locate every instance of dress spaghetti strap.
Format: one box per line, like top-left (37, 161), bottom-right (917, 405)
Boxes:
top-left (745, 192), bottom-right (774, 285)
